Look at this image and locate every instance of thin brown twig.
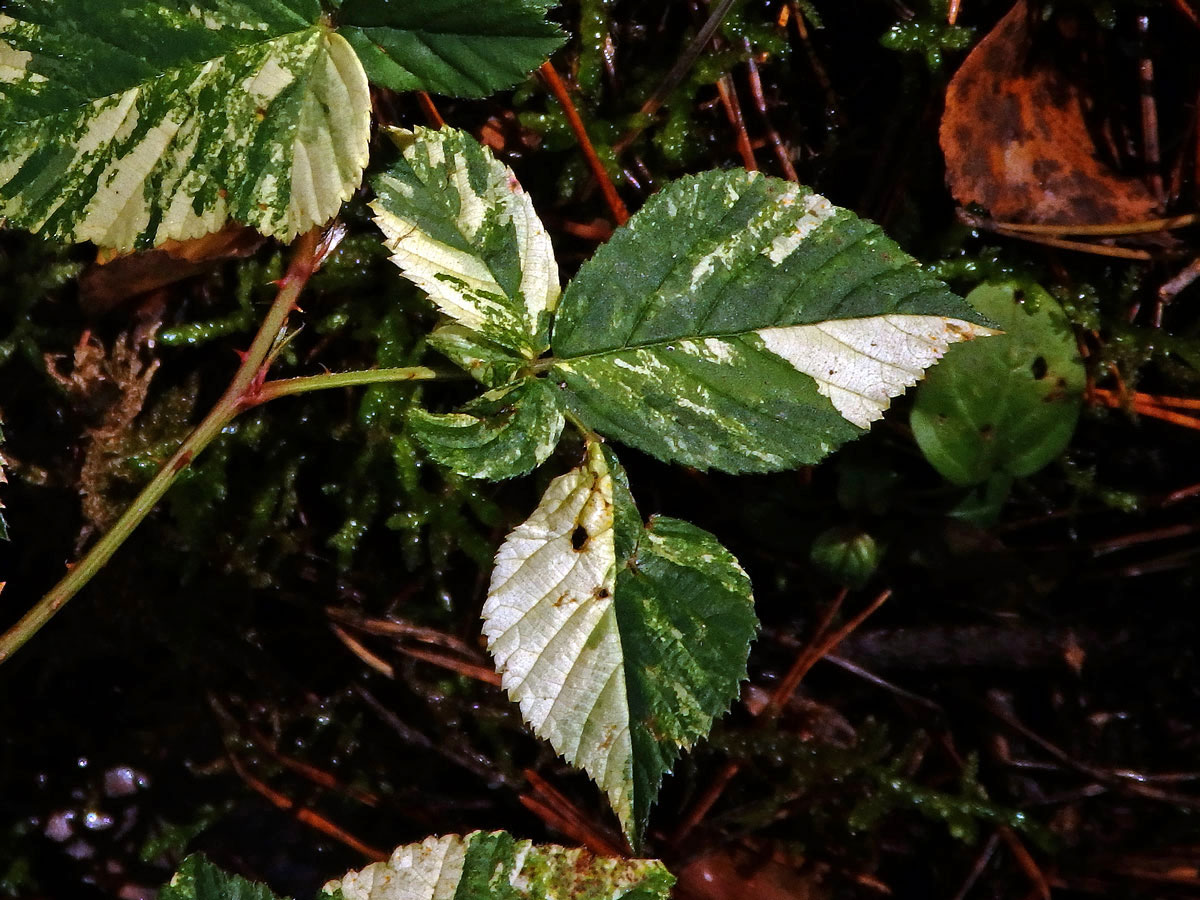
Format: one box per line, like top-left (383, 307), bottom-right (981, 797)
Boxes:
top-left (416, 91), bottom-right (445, 128)
top-left (392, 644), bottom-right (503, 686)
top-left (999, 826), bottom-right (1051, 900)
top-left (671, 589), bottom-right (890, 845)
top-left (744, 44), bottom-right (799, 181)
top-left (1136, 15), bottom-right (1165, 205)
top-left (991, 229), bottom-right (1154, 260)
top-left (1169, 0), bottom-right (1200, 31)
top-left (244, 724), bottom-right (382, 808)
top-left (520, 769), bottom-right (627, 856)
top-left (539, 61), bottom-right (628, 226)
top-left (331, 624), bottom-right (395, 678)
top-left (981, 213), bottom-right (1195, 236)
top-left (227, 753), bottom-right (386, 861)
top-left (612, 0), bottom-right (741, 155)
top-left (715, 74), bottom-right (758, 171)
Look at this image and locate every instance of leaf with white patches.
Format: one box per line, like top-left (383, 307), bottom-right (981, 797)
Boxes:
top-left (372, 127), bottom-right (561, 359)
top-left (0, 0), bottom-right (371, 250)
top-left (322, 831), bottom-right (673, 900)
top-left (483, 443), bottom-right (757, 846)
top-left (409, 377), bottom-right (564, 480)
top-left (338, 0), bottom-right (566, 98)
top-left (550, 170), bottom-right (998, 473)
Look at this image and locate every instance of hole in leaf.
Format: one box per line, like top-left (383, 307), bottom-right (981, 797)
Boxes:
top-left (1031, 356), bottom-right (1048, 380)
top-left (571, 525), bottom-right (589, 551)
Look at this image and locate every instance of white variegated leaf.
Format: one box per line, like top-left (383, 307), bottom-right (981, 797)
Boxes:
top-left (483, 443), bottom-right (757, 845)
top-left (371, 127), bottom-right (560, 359)
top-left (0, 1), bottom-right (371, 250)
top-left (323, 831), bottom-right (673, 900)
top-left (550, 170), bottom-right (998, 473)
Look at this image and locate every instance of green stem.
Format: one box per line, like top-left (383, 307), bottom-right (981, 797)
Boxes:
top-left (0, 230), bottom-right (327, 665)
top-left (252, 366), bottom-right (440, 404)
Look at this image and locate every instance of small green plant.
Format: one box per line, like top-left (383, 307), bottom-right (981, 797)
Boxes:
top-left (0, 0), bottom-right (996, 862)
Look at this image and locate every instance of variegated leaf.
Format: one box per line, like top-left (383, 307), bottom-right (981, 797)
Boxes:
top-left (426, 324), bottom-right (527, 389)
top-left (409, 377), bottom-right (564, 480)
top-left (550, 170), bottom-right (998, 473)
top-left (371, 127), bottom-right (560, 359)
top-left (324, 831), bottom-right (672, 900)
top-left (483, 443), bottom-right (757, 846)
top-left (338, 0), bottom-right (565, 98)
top-left (0, 0), bottom-right (371, 250)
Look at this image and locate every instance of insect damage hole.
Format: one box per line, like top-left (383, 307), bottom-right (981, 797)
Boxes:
top-left (570, 524), bottom-right (589, 551)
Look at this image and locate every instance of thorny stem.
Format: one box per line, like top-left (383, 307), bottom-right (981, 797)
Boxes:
top-left (0, 229), bottom-right (434, 666)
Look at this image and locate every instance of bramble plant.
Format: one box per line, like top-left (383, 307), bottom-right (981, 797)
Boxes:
top-left (0, 0), bottom-right (998, 879)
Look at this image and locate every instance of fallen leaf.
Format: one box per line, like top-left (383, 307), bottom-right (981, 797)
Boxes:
top-left (941, 1), bottom-right (1158, 225)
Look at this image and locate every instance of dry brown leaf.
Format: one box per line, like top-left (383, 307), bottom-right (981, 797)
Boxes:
top-left (80, 223), bottom-right (264, 314)
top-left (941, 0), bottom-right (1158, 225)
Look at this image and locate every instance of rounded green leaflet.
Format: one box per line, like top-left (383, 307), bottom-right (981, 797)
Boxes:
top-left (408, 377), bottom-right (564, 480)
top-left (910, 281), bottom-right (1085, 486)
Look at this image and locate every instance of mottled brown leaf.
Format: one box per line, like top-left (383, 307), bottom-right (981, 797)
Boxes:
top-left (940, 0), bottom-right (1158, 225)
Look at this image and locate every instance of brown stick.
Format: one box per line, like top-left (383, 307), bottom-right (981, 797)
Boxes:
top-left (540, 61), bottom-right (629, 226)
top-left (228, 753), bottom-right (386, 861)
top-left (416, 91), bottom-right (445, 128)
top-left (671, 589), bottom-right (891, 844)
top-left (716, 74), bottom-right (758, 171)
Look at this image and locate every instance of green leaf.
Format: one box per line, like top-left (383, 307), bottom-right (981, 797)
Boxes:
top-left (0, 1), bottom-right (371, 250)
top-left (409, 377), bottom-right (564, 480)
top-left (426, 324), bottom-right (527, 388)
top-left (372, 127), bottom-right (561, 359)
top-left (483, 443), bottom-right (758, 846)
top-left (324, 832), bottom-right (673, 900)
top-left (161, 855), bottom-right (284, 900)
top-left (910, 281), bottom-right (1085, 486)
top-left (337, 0), bottom-right (565, 98)
top-left (549, 170), bottom-right (997, 473)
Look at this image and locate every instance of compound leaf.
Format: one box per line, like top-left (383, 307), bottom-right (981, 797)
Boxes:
top-left (0, 0), bottom-right (371, 250)
top-left (337, 0), bottom-right (565, 98)
top-left (323, 832), bottom-right (673, 900)
top-left (409, 377), bottom-right (564, 480)
top-left (550, 170), bottom-right (997, 473)
top-left (911, 280), bottom-right (1085, 485)
top-left (372, 127), bottom-right (560, 359)
top-left (482, 443), bottom-right (757, 846)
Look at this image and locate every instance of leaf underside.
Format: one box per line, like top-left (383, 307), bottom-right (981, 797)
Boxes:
top-left (482, 443), bottom-right (757, 845)
top-left (337, 0), bottom-right (565, 98)
top-left (551, 170), bottom-right (997, 473)
top-left (324, 832), bottom-right (673, 900)
top-left (0, 0), bottom-right (371, 250)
